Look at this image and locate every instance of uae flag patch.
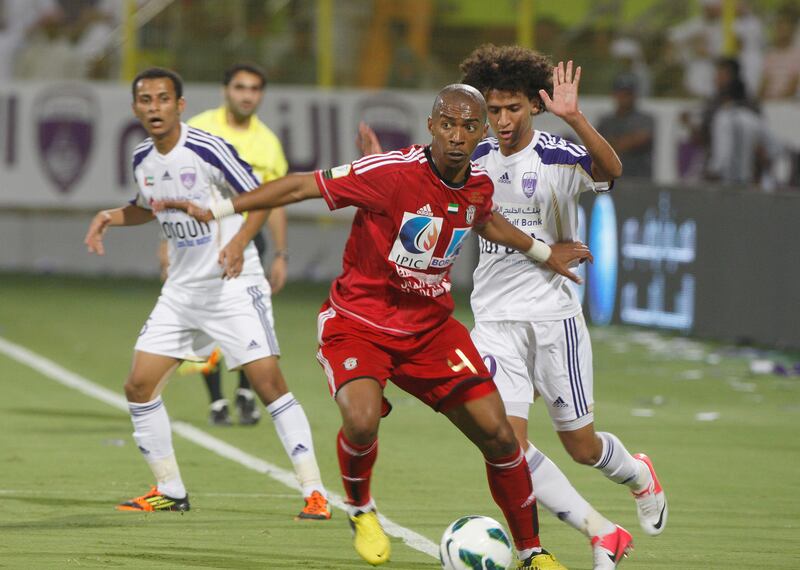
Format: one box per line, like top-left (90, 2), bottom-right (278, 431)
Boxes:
top-left (447, 203), bottom-right (459, 214)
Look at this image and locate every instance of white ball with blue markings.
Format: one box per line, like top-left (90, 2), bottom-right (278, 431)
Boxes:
top-left (439, 515), bottom-right (513, 570)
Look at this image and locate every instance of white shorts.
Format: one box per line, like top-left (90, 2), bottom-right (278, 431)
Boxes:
top-left (471, 313), bottom-right (594, 431)
top-left (135, 277), bottom-right (280, 370)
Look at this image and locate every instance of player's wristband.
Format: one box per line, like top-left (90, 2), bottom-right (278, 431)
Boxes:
top-left (523, 239), bottom-right (552, 263)
top-left (274, 249), bottom-right (289, 261)
top-left (210, 198), bottom-right (235, 220)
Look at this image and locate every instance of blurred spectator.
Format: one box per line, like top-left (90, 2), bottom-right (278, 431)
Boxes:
top-left (0, 0), bottom-right (61, 79)
top-left (759, 7), bottom-right (800, 100)
top-left (667, 0), bottom-right (723, 98)
top-left (270, 19), bottom-right (317, 85)
top-left (597, 72), bottom-right (655, 179)
top-left (534, 16), bottom-right (565, 61)
top-left (734, 2), bottom-right (765, 98)
top-left (62, 0), bottom-right (117, 78)
top-left (566, 27), bottom-right (623, 94)
top-left (703, 58), bottom-right (778, 188)
top-left (386, 20), bottom-right (423, 89)
top-left (667, 0), bottom-right (764, 98)
top-left (610, 37), bottom-right (652, 97)
top-left (14, 0), bottom-right (116, 79)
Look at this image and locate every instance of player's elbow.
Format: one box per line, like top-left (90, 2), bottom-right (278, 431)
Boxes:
top-left (610, 162), bottom-right (623, 179)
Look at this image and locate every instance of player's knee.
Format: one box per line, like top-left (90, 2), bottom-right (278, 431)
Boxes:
top-left (342, 417), bottom-right (378, 446)
top-left (477, 419), bottom-right (518, 459)
top-left (124, 372), bottom-right (154, 403)
top-left (340, 405), bottom-right (380, 445)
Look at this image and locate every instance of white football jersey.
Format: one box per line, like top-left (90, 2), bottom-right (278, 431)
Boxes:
top-left (131, 123), bottom-right (263, 290)
top-left (470, 132), bottom-right (609, 321)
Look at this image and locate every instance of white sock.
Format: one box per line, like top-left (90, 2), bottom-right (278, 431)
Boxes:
top-left (525, 443), bottom-right (615, 538)
top-left (594, 432), bottom-right (649, 491)
top-left (347, 498), bottom-right (377, 517)
top-left (129, 397), bottom-right (186, 499)
top-left (267, 392), bottom-right (326, 497)
top-left (517, 547), bottom-right (543, 560)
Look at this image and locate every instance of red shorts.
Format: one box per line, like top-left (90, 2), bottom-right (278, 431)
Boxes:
top-left (316, 302), bottom-right (496, 412)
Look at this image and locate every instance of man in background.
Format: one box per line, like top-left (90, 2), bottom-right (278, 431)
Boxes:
top-left (183, 62), bottom-right (290, 426)
top-left (597, 72), bottom-right (655, 180)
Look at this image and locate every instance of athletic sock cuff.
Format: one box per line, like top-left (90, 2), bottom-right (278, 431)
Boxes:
top-left (128, 396), bottom-right (164, 416)
top-left (485, 447), bottom-right (524, 469)
top-left (338, 429), bottom-right (377, 457)
top-left (266, 392), bottom-right (297, 417)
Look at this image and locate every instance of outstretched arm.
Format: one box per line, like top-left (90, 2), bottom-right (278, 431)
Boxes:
top-left (475, 211), bottom-right (593, 284)
top-left (541, 60), bottom-right (623, 181)
top-left (84, 204), bottom-right (155, 255)
top-left (155, 173), bottom-right (321, 222)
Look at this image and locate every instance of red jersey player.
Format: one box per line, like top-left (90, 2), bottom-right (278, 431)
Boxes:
top-left (157, 84), bottom-right (591, 569)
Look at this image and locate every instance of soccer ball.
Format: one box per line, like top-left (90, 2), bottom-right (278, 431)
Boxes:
top-left (439, 515), bottom-right (514, 570)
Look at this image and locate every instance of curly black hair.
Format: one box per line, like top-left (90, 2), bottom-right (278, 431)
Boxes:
top-left (459, 44), bottom-right (553, 113)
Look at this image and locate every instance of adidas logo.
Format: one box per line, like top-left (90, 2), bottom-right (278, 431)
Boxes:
top-left (416, 203), bottom-right (434, 216)
top-left (291, 443), bottom-right (309, 456)
top-left (553, 397), bottom-right (568, 408)
top-left (162, 170), bottom-right (172, 181)
top-left (498, 172), bottom-right (511, 184)
top-left (246, 339), bottom-right (260, 350)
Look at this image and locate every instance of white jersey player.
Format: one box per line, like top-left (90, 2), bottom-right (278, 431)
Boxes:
top-left (461, 47), bottom-right (668, 569)
top-left (84, 68), bottom-right (331, 520)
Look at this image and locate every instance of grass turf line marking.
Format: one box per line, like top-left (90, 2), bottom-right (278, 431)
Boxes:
top-left (0, 336), bottom-right (438, 559)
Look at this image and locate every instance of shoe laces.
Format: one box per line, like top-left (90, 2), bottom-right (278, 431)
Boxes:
top-left (303, 491), bottom-right (328, 514)
top-left (140, 486), bottom-right (161, 499)
top-left (634, 483), bottom-right (661, 519)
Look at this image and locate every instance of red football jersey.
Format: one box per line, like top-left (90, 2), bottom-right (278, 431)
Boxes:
top-left (314, 145), bottom-right (494, 336)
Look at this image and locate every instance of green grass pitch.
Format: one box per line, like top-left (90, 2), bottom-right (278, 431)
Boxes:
top-left (0, 273), bottom-right (798, 569)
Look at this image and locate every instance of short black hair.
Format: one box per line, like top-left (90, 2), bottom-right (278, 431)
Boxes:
top-left (223, 63), bottom-right (267, 89)
top-left (460, 44), bottom-right (552, 112)
top-left (132, 67), bottom-right (183, 100)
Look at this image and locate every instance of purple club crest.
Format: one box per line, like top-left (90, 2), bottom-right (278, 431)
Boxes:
top-left (35, 86), bottom-right (95, 194)
top-left (522, 171), bottom-right (538, 198)
top-left (180, 167), bottom-right (197, 189)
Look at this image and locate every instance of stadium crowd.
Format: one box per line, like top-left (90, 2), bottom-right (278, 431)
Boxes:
top-left (3, 0), bottom-right (798, 189)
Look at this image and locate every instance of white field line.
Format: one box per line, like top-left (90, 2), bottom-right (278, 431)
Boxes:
top-left (0, 336), bottom-right (438, 559)
top-left (0, 489), bottom-right (299, 499)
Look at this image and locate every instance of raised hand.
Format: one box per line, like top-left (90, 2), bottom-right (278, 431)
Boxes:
top-left (539, 60), bottom-right (582, 121)
top-left (84, 210), bottom-right (112, 255)
top-left (356, 121), bottom-right (384, 156)
top-left (153, 199), bottom-right (214, 222)
top-left (544, 240), bottom-right (593, 284)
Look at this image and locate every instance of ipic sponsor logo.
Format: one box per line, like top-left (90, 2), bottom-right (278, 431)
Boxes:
top-left (389, 212), bottom-right (442, 269)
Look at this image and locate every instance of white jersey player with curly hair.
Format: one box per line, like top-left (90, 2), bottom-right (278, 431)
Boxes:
top-left (460, 45), bottom-right (668, 569)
